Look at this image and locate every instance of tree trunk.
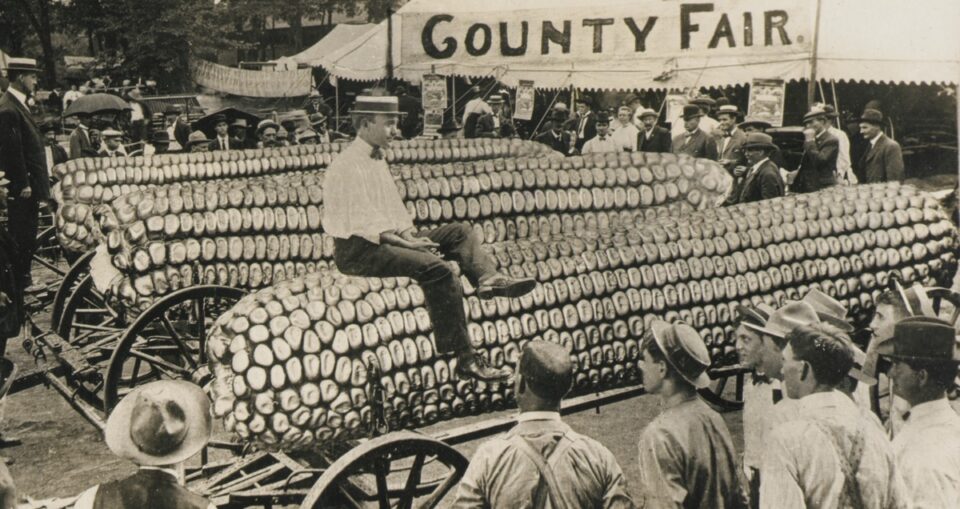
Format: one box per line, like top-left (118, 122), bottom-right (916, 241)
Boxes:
top-left (290, 1), bottom-right (304, 53)
top-left (14, 0), bottom-right (58, 85)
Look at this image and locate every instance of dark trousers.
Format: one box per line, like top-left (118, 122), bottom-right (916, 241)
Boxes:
top-left (6, 197), bottom-right (38, 290)
top-left (334, 223), bottom-right (496, 355)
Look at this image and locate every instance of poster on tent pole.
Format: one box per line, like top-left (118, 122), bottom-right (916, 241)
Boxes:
top-left (400, 0), bottom-right (814, 90)
top-left (514, 80), bottom-right (535, 121)
top-left (421, 74), bottom-right (447, 136)
top-left (747, 78), bottom-right (786, 127)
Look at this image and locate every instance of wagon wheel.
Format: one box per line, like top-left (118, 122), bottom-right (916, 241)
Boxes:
top-left (51, 250), bottom-right (96, 330)
top-left (23, 220), bottom-right (67, 312)
top-left (300, 431), bottom-right (469, 509)
top-left (57, 275), bottom-right (126, 350)
top-left (699, 365), bottom-right (747, 412)
top-left (102, 285), bottom-right (245, 412)
top-left (870, 287), bottom-right (960, 419)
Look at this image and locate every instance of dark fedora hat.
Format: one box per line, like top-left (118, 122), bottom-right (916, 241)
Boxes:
top-left (4, 57), bottom-right (40, 73)
top-left (150, 130), bottom-right (171, 143)
top-left (802, 107), bottom-right (829, 123)
top-left (212, 113), bottom-right (229, 125)
top-left (738, 118), bottom-right (772, 131)
top-left (736, 303), bottom-right (774, 327)
top-left (649, 319), bottom-right (711, 388)
top-left (741, 132), bottom-right (778, 152)
top-left (860, 108), bottom-right (884, 125)
top-left (681, 104), bottom-right (703, 120)
top-left (877, 316), bottom-right (960, 363)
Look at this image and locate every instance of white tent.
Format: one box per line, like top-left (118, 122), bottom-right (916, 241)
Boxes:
top-left (321, 0), bottom-right (960, 89)
top-left (284, 23), bottom-right (376, 67)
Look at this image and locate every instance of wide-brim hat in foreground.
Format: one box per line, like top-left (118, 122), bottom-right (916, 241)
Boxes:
top-left (743, 301), bottom-right (820, 339)
top-left (105, 380), bottom-right (212, 466)
top-left (876, 316), bottom-right (960, 363)
top-left (741, 132), bottom-right (778, 152)
top-left (351, 95), bottom-right (401, 116)
top-left (802, 288), bottom-right (854, 332)
top-left (739, 118), bottom-right (772, 130)
top-left (4, 57), bottom-right (39, 73)
top-left (650, 320), bottom-right (711, 388)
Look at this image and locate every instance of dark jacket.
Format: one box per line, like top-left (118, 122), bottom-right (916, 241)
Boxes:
top-left (168, 119), bottom-right (191, 148)
top-left (46, 141), bottom-right (68, 168)
top-left (795, 130), bottom-right (838, 193)
top-left (210, 136), bottom-right (241, 151)
top-left (535, 130), bottom-right (572, 155)
top-left (859, 134), bottom-right (904, 183)
top-left (737, 159), bottom-right (784, 204)
top-left (0, 90), bottom-right (50, 199)
top-left (572, 111), bottom-right (597, 152)
top-left (463, 112), bottom-right (482, 139)
top-left (0, 229), bottom-right (22, 340)
top-left (91, 469), bottom-right (211, 509)
top-left (672, 129), bottom-right (718, 160)
top-left (637, 126), bottom-right (672, 153)
top-left (69, 126), bottom-right (98, 159)
top-left (715, 128), bottom-right (747, 173)
top-left (397, 94), bottom-right (422, 139)
top-left (477, 112), bottom-right (515, 139)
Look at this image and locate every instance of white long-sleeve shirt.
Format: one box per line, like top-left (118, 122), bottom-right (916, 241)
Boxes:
top-left (891, 398), bottom-right (960, 509)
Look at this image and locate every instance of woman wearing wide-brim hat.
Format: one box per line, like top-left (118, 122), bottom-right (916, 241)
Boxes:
top-left (73, 380), bottom-right (213, 508)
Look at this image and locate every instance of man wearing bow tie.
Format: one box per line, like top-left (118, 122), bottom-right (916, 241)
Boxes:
top-left (322, 96), bottom-right (536, 383)
top-left (714, 105), bottom-right (747, 174)
top-left (672, 104), bottom-right (718, 160)
top-left (580, 113), bottom-right (617, 154)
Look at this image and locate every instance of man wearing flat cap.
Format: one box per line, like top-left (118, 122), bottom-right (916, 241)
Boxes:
top-left (637, 320), bottom-right (746, 509)
top-left (880, 316), bottom-right (960, 508)
top-left (0, 57), bottom-right (51, 305)
top-left (98, 129), bottom-right (127, 158)
top-left (323, 96), bottom-right (536, 383)
top-left (73, 380), bottom-right (214, 508)
top-left (672, 104), bottom-right (719, 160)
top-left (761, 322), bottom-right (906, 509)
top-left (455, 340), bottom-right (634, 508)
top-left (791, 107), bottom-right (838, 193)
top-left (210, 114), bottom-right (239, 151)
top-left (857, 109), bottom-right (904, 184)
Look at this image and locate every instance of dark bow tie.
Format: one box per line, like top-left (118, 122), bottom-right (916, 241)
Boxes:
top-left (370, 146), bottom-right (384, 160)
top-left (752, 372), bottom-right (773, 385)
top-left (598, 136), bottom-right (607, 141)
top-left (722, 132), bottom-right (732, 138)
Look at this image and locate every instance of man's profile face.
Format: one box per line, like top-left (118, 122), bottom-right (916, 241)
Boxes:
top-left (735, 324), bottom-right (765, 370)
top-left (780, 344), bottom-right (805, 399)
top-left (888, 359), bottom-right (922, 401)
top-left (639, 349), bottom-right (665, 394)
top-left (744, 147), bottom-right (766, 165)
top-left (870, 303), bottom-right (900, 343)
top-left (105, 137), bottom-right (121, 150)
top-left (365, 114), bottom-right (398, 148)
top-left (18, 72), bottom-right (38, 94)
top-left (757, 336), bottom-right (785, 380)
top-left (215, 121), bottom-right (229, 136)
top-left (860, 122), bottom-right (881, 140)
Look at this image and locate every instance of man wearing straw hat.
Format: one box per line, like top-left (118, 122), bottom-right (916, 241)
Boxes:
top-left (637, 320), bottom-right (746, 508)
top-left (715, 104), bottom-right (747, 174)
top-left (73, 380), bottom-right (214, 508)
top-left (880, 316), bottom-right (960, 508)
top-left (323, 95), bottom-right (536, 382)
top-left (0, 57), bottom-right (50, 301)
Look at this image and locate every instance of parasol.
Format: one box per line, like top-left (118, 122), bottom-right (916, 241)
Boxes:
top-left (62, 93), bottom-right (132, 117)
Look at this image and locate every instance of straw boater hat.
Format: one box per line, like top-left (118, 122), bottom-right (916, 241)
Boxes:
top-left (741, 132), bottom-right (777, 152)
top-left (877, 316), bottom-right (960, 364)
top-left (802, 288), bottom-right (854, 332)
top-left (101, 128), bottom-right (123, 139)
top-left (649, 319), bottom-right (712, 388)
top-left (742, 301), bottom-right (820, 339)
top-left (487, 94), bottom-right (504, 105)
top-left (351, 95), bottom-right (401, 116)
top-left (256, 119), bottom-right (280, 136)
top-left (105, 380), bottom-right (212, 466)
top-left (4, 57), bottom-right (39, 73)
top-left (716, 104), bottom-right (742, 119)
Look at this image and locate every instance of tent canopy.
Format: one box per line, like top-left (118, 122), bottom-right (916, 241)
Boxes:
top-left (322, 0), bottom-right (959, 90)
top-left (285, 24), bottom-right (376, 67)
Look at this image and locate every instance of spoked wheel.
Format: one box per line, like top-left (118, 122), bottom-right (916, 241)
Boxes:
top-left (103, 285), bottom-right (245, 412)
top-left (699, 365), bottom-right (747, 412)
top-left (871, 286), bottom-right (960, 418)
top-left (300, 431), bottom-right (469, 509)
top-left (51, 250), bottom-right (96, 330)
top-left (25, 220), bottom-right (68, 312)
top-left (57, 275), bottom-right (125, 350)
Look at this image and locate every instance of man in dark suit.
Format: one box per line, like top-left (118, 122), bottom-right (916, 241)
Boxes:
top-left (793, 107), bottom-right (838, 193)
top-left (69, 112), bottom-right (98, 159)
top-left (672, 105), bottom-right (718, 160)
top-left (396, 85), bottom-right (422, 139)
top-left (41, 123), bottom-right (68, 173)
top-left (535, 111), bottom-right (573, 155)
top-left (476, 95), bottom-right (515, 139)
top-left (732, 133), bottom-right (784, 204)
top-left (210, 114), bottom-right (240, 151)
top-left (636, 107), bottom-right (672, 153)
top-left (0, 58), bottom-right (50, 297)
top-left (572, 97), bottom-right (596, 153)
top-left (714, 104), bottom-right (747, 174)
top-left (738, 119), bottom-right (786, 169)
top-left (163, 105), bottom-right (191, 151)
top-left (857, 109), bottom-right (904, 183)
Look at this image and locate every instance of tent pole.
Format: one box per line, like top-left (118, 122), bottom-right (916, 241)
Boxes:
top-left (386, 7), bottom-right (395, 81)
top-left (335, 80), bottom-right (340, 132)
top-left (806, 0), bottom-right (824, 107)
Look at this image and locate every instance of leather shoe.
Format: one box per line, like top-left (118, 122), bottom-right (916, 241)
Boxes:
top-left (477, 274), bottom-right (537, 300)
top-left (456, 355), bottom-right (512, 382)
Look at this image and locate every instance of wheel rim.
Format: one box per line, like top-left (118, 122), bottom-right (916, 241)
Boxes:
top-left (103, 285), bottom-right (245, 412)
top-left (698, 367), bottom-right (746, 412)
top-left (51, 250), bottom-right (96, 330)
top-left (57, 276), bottom-right (125, 350)
top-left (300, 431), bottom-right (469, 509)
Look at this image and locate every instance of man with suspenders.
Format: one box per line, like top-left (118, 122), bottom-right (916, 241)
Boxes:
top-left (454, 341), bottom-right (635, 508)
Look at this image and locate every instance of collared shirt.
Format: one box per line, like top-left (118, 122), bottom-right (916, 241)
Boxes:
top-left (638, 396), bottom-right (746, 509)
top-left (7, 87), bottom-right (28, 109)
top-left (321, 138), bottom-right (413, 244)
top-left (672, 115), bottom-right (718, 138)
top-left (891, 397), bottom-right (960, 508)
top-left (217, 136), bottom-right (230, 150)
top-left (455, 412), bottom-right (633, 508)
top-left (869, 132), bottom-right (883, 148)
top-left (742, 377), bottom-right (800, 471)
top-left (720, 127), bottom-right (739, 155)
top-left (611, 122), bottom-right (638, 151)
top-left (581, 134), bottom-right (619, 155)
top-left (760, 390), bottom-right (907, 509)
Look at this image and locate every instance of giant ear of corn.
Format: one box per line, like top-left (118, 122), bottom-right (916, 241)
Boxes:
top-left (205, 183), bottom-right (958, 452)
top-left (95, 151), bottom-right (732, 310)
top-left (54, 138), bottom-right (555, 254)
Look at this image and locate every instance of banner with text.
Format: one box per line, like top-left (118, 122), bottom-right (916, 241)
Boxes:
top-left (190, 58), bottom-right (312, 98)
top-left (514, 80), bottom-right (535, 121)
top-left (399, 0), bottom-right (813, 90)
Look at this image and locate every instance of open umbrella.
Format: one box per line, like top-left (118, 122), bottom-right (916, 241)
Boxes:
top-left (63, 93), bottom-right (131, 117)
top-left (191, 108), bottom-right (261, 139)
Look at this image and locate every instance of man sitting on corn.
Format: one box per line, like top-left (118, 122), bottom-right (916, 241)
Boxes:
top-left (322, 95), bottom-right (536, 382)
